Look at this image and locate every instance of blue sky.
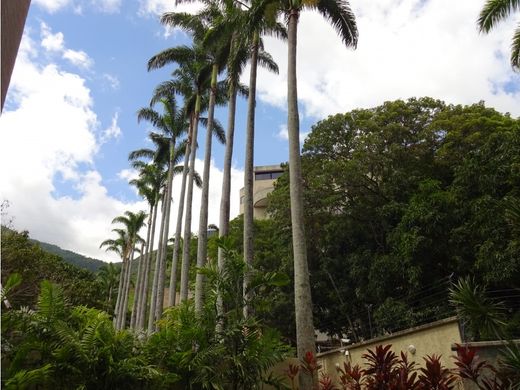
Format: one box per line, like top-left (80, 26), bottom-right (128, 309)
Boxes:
top-left (1, 0), bottom-right (519, 261)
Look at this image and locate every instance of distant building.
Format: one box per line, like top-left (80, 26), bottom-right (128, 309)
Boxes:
top-left (239, 164), bottom-right (284, 220)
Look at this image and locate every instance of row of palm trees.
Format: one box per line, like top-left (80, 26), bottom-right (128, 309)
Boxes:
top-left (99, 0), bottom-right (519, 386)
top-left (100, 0), bottom-right (359, 387)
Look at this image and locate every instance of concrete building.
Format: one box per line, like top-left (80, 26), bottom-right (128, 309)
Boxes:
top-left (239, 164), bottom-right (284, 220)
top-left (1, 0), bottom-right (31, 111)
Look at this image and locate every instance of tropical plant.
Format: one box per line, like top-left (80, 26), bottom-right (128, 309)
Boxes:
top-left (128, 162), bottom-right (163, 330)
top-left (449, 277), bottom-right (507, 341)
top-left (149, 43), bottom-right (211, 307)
top-left (101, 210), bottom-right (146, 330)
top-left (145, 239), bottom-right (291, 389)
top-left (96, 263), bottom-right (120, 314)
top-left (478, 0), bottom-right (520, 70)
top-left (2, 281), bottom-right (161, 389)
top-left (135, 90), bottom-right (191, 332)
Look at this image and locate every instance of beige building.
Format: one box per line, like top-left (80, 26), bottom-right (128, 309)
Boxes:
top-left (239, 164), bottom-right (284, 220)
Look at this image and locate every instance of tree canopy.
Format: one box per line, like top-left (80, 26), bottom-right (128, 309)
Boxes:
top-left (268, 97), bottom-right (520, 338)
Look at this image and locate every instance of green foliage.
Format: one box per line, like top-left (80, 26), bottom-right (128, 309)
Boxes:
top-left (30, 239), bottom-right (106, 272)
top-left (2, 281), bottom-right (160, 390)
top-left (145, 239), bottom-right (292, 389)
top-left (1, 227), bottom-right (104, 309)
top-left (267, 98), bottom-right (520, 338)
top-left (449, 277), bottom-right (507, 341)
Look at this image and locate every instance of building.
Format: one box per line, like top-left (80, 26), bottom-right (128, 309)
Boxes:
top-left (239, 164), bottom-right (284, 220)
top-left (1, 0), bottom-right (31, 111)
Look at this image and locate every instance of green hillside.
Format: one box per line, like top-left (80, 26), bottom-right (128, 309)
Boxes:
top-left (30, 238), bottom-right (107, 272)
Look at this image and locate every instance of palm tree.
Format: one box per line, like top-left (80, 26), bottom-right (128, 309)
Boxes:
top-left (234, 0), bottom-right (286, 320)
top-left (137, 93), bottom-right (190, 330)
top-left (149, 43), bottom-right (215, 307)
top-left (129, 138), bottom-right (168, 332)
top-left (127, 162), bottom-right (163, 330)
top-left (276, 0), bottom-right (358, 386)
top-left (97, 263), bottom-right (120, 314)
top-left (109, 211), bottom-right (147, 330)
top-left (159, 6), bottom-right (233, 314)
top-left (478, 0), bottom-right (520, 70)
top-left (100, 231), bottom-right (128, 328)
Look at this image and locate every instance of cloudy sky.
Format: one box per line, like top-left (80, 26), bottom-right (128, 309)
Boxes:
top-left (1, 0), bottom-right (519, 262)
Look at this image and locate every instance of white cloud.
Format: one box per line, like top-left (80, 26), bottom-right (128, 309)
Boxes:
top-left (90, 0), bottom-right (121, 13)
top-left (118, 168), bottom-right (139, 182)
top-left (0, 31), bottom-right (138, 262)
top-left (1, 29), bottom-right (245, 262)
top-left (276, 123), bottom-right (309, 143)
top-left (101, 112), bottom-right (122, 143)
top-left (138, 0), bottom-right (202, 17)
top-left (41, 23), bottom-right (64, 51)
top-left (102, 73), bottom-right (120, 90)
top-left (33, 0), bottom-right (71, 13)
top-left (34, 0), bottom-right (121, 13)
top-left (63, 49), bottom-right (94, 69)
top-left (39, 23), bottom-right (93, 69)
top-left (254, 0), bottom-right (520, 119)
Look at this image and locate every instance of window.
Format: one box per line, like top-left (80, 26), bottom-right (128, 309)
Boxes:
top-left (255, 171), bottom-right (283, 180)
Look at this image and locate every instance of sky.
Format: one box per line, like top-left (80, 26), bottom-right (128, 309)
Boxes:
top-left (1, 0), bottom-right (519, 262)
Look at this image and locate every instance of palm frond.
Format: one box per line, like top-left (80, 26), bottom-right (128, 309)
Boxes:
top-left (148, 46), bottom-right (194, 71)
top-left (257, 50), bottom-right (279, 74)
top-left (511, 22), bottom-right (520, 70)
top-left (478, 0), bottom-right (520, 33)
top-left (311, 0), bottom-right (358, 48)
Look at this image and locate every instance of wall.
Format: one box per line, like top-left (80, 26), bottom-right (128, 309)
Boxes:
top-left (316, 317), bottom-right (462, 384)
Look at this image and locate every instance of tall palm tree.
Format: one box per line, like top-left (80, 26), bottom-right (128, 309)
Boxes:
top-left (137, 94), bottom-right (190, 330)
top-left (100, 231), bottom-right (128, 327)
top-left (149, 43), bottom-right (215, 306)
top-left (110, 211), bottom-right (147, 330)
top-left (129, 136), bottom-right (169, 332)
top-left (100, 210), bottom-right (146, 330)
top-left (127, 162), bottom-right (163, 330)
top-left (276, 0), bottom-right (357, 386)
top-left (478, 0), bottom-right (520, 70)
top-left (236, 0), bottom-right (286, 320)
top-left (159, 6), bottom-right (233, 314)
top-left (150, 78), bottom-right (222, 309)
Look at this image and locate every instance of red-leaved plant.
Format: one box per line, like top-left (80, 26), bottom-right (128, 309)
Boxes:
top-left (285, 344), bottom-right (512, 390)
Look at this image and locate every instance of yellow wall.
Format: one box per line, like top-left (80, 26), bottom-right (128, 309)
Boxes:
top-left (317, 317), bottom-right (462, 384)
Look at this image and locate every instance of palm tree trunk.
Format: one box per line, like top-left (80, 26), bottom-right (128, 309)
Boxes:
top-left (113, 259), bottom-right (126, 327)
top-left (155, 139), bottom-right (176, 323)
top-left (195, 64), bottom-right (218, 314)
top-left (130, 242), bottom-right (145, 329)
top-left (169, 120), bottom-right (192, 307)
top-left (138, 199), bottom-right (159, 330)
top-left (134, 205), bottom-right (153, 330)
top-left (148, 193), bottom-right (166, 334)
top-left (287, 10), bottom-right (315, 390)
top-left (180, 96), bottom-right (201, 302)
top-left (119, 248), bottom-right (134, 330)
top-left (243, 32), bottom-right (260, 320)
top-left (216, 81), bottom-right (238, 323)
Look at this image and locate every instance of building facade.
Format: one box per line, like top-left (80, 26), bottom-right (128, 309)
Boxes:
top-left (239, 164), bottom-right (283, 220)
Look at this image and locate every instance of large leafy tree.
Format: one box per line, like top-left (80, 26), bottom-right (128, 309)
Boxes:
top-left (478, 0), bottom-right (520, 70)
top-left (268, 98), bottom-right (520, 340)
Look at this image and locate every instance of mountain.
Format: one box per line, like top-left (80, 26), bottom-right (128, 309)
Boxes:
top-left (29, 238), bottom-right (107, 272)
